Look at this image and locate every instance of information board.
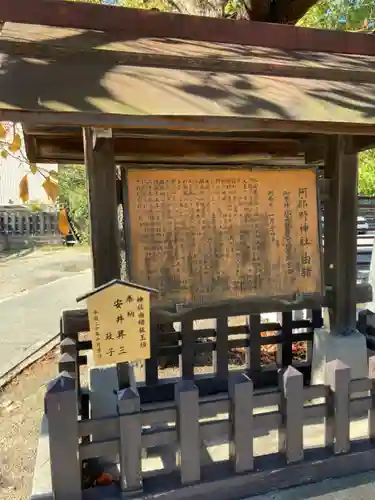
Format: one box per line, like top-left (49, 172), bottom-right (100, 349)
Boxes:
top-left (126, 168), bottom-right (322, 305)
top-left (86, 282), bottom-right (151, 366)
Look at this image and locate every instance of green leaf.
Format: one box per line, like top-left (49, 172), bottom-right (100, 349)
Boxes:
top-left (30, 164), bottom-right (38, 175)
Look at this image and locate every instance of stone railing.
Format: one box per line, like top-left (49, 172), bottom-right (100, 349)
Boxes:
top-left (30, 333), bottom-right (375, 500)
top-left (0, 206), bottom-right (61, 250)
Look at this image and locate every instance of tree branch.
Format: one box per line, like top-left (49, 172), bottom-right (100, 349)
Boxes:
top-left (246, 0), bottom-right (271, 22)
top-left (161, 0), bottom-right (318, 23)
top-left (163, 0), bottom-right (183, 13)
top-left (274, 0), bottom-right (320, 24)
top-left (247, 0), bottom-right (318, 24)
top-left (166, 0), bottom-right (231, 17)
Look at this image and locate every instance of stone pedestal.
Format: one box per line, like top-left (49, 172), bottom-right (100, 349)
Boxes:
top-left (88, 354), bottom-right (119, 462)
top-left (311, 327), bottom-right (368, 397)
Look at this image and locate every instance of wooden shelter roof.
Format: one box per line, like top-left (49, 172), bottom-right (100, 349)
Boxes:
top-left (1, 4), bottom-right (375, 162)
top-left (1, 20), bottom-right (375, 133)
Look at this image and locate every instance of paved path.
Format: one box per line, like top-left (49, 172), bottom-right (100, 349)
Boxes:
top-left (0, 247), bottom-right (91, 301)
top-left (0, 262), bottom-right (92, 380)
top-left (251, 470), bottom-right (375, 499)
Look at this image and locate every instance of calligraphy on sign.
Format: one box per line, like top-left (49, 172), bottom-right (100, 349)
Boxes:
top-left (77, 280), bottom-right (157, 367)
top-left (126, 168), bottom-right (322, 306)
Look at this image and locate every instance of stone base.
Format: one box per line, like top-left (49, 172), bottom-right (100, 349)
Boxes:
top-left (89, 361), bottom-right (119, 462)
top-left (311, 328), bottom-right (368, 397)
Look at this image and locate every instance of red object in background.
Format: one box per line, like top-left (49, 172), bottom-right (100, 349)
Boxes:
top-left (95, 472), bottom-right (113, 486)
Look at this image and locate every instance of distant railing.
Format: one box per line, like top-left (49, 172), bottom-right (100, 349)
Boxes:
top-left (0, 206), bottom-right (60, 250)
top-left (359, 196), bottom-right (375, 231)
top-left (355, 196), bottom-right (375, 283)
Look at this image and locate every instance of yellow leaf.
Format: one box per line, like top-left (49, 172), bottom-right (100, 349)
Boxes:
top-left (9, 133), bottom-right (21, 153)
top-left (1, 149), bottom-right (9, 159)
top-left (0, 124), bottom-right (6, 139)
top-left (42, 176), bottom-right (59, 202)
top-left (19, 175), bottom-right (29, 203)
top-left (58, 208), bottom-right (70, 236)
top-left (30, 164), bottom-right (38, 175)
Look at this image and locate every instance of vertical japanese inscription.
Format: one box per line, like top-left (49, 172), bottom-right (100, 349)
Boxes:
top-left (86, 283), bottom-right (151, 366)
top-left (127, 169), bottom-right (321, 305)
top-left (298, 187), bottom-right (313, 279)
top-left (93, 309), bottom-right (102, 360)
top-left (283, 190), bottom-right (294, 279)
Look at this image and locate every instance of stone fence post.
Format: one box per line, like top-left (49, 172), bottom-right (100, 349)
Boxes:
top-left (279, 365), bottom-right (304, 463)
top-left (229, 372), bottom-right (254, 473)
top-left (44, 372), bottom-right (81, 500)
top-left (325, 359), bottom-right (350, 454)
top-left (118, 386), bottom-right (142, 493)
top-left (175, 379), bottom-right (200, 484)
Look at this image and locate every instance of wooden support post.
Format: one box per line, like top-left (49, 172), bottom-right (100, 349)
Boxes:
top-left (213, 316), bottom-right (229, 380)
top-left (84, 127), bottom-right (130, 388)
top-left (179, 319), bottom-right (195, 380)
top-left (324, 136), bottom-right (358, 334)
top-left (83, 127), bottom-right (121, 287)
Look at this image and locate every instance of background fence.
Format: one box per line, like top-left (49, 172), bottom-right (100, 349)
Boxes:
top-left (61, 307), bottom-right (324, 403)
top-left (0, 206), bottom-right (60, 250)
top-left (356, 196), bottom-right (375, 283)
top-left (44, 343), bottom-right (375, 499)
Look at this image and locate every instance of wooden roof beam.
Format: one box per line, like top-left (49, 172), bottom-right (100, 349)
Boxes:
top-left (29, 135), bottom-right (306, 164)
top-left (1, 0), bottom-right (375, 56)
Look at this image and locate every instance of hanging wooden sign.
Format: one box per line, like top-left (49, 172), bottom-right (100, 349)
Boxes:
top-left (77, 279), bottom-right (157, 367)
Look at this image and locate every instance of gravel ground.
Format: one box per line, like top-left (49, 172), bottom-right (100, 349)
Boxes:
top-left (0, 246), bottom-right (91, 301)
top-left (0, 347), bottom-right (90, 500)
top-left (0, 349), bottom-right (218, 500)
top-left (0, 245), bottom-right (91, 500)
top-left (0, 349), bottom-right (59, 500)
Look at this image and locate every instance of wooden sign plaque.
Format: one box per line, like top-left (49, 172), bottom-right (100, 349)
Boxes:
top-left (126, 168), bottom-right (322, 306)
top-left (78, 280), bottom-right (156, 367)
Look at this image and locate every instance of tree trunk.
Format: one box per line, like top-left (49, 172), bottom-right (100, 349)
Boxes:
top-left (164, 0), bottom-right (318, 25)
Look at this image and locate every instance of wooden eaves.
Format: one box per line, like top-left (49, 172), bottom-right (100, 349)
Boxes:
top-left (0, 1), bottom-right (375, 163)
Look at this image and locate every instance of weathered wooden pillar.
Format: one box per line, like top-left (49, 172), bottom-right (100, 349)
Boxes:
top-left (311, 136), bottom-right (367, 392)
top-left (324, 136), bottom-right (357, 334)
top-left (84, 127), bottom-right (131, 396)
top-left (83, 127), bottom-right (121, 286)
